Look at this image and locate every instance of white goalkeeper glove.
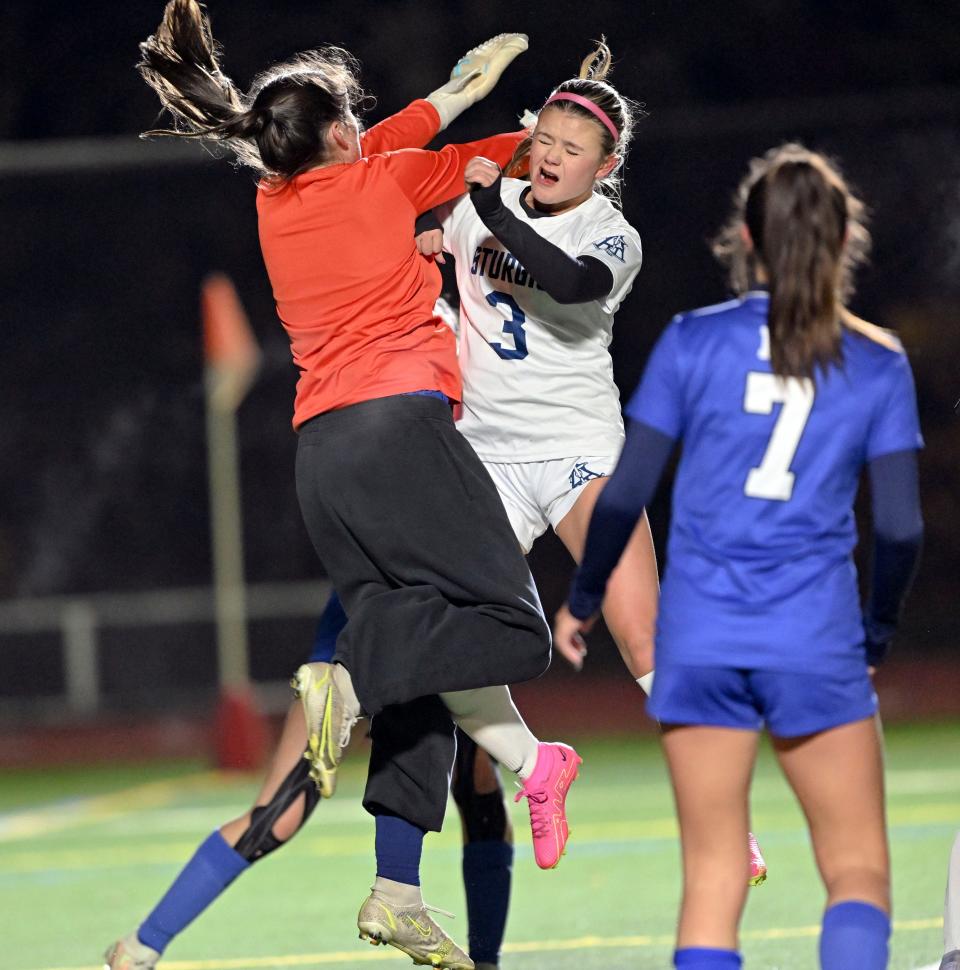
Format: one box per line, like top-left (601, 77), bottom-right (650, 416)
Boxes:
top-left (427, 33), bottom-right (529, 130)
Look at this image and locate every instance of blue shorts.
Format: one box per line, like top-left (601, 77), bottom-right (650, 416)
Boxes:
top-left (648, 664), bottom-right (878, 738)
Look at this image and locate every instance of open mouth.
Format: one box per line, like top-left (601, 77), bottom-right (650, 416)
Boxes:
top-left (537, 166), bottom-right (560, 186)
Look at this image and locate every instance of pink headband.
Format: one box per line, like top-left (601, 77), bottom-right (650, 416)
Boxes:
top-left (543, 92), bottom-right (620, 143)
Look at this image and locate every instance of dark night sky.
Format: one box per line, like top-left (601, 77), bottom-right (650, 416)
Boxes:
top-left (3, 1), bottom-right (960, 140)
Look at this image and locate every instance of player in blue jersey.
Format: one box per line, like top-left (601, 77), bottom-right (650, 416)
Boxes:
top-left (555, 144), bottom-right (923, 970)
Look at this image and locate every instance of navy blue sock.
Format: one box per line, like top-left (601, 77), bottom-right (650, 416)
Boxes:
top-left (308, 591), bottom-right (347, 664)
top-left (463, 841), bottom-right (513, 965)
top-left (375, 812), bottom-right (425, 886)
top-left (674, 947), bottom-right (743, 969)
top-left (820, 900), bottom-right (890, 970)
top-left (137, 831), bottom-right (249, 953)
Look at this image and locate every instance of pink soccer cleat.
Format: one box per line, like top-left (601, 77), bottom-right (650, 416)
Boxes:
top-left (748, 831), bottom-right (768, 886)
top-left (514, 742), bottom-right (582, 870)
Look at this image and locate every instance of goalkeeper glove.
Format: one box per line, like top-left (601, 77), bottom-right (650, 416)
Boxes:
top-left (427, 33), bottom-right (529, 130)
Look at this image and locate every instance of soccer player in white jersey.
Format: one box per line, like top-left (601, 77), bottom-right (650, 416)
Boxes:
top-left (432, 40), bottom-right (655, 683)
top-left (421, 40), bottom-right (767, 892)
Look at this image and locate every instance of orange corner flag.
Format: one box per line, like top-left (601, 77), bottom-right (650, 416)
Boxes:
top-left (202, 273), bottom-right (261, 412)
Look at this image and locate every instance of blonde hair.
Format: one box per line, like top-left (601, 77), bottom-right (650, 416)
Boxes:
top-left (505, 38), bottom-right (645, 205)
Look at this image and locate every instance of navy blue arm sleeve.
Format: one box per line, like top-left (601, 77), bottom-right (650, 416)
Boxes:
top-left (414, 210), bottom-right (442, 236)
top-left (864, 449), bottom-right (923, 664)
top-left (567, 421), bottom-right (675, 619)
top-left (469, 177), bottom-right (614, 304)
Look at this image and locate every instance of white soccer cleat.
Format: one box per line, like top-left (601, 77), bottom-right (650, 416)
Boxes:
top-left (291, 662), bottom-right (359, 798)
top-left (357, 891), bottom-right (474, 969)
top-left (103, 933), bottom-right (159, 970)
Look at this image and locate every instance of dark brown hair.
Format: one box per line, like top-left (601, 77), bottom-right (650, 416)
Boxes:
top-left (137, 0), bottom-right (372, 182)
top-left (505, 39), bottom-right (645, 204)
top-left (713, 144), bottom-right (871, 379)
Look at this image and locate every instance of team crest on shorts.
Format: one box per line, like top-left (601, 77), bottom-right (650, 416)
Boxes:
top-left (569, 461), bottom-right (605, 490)
top-left (592, 235), bottom-right (627, 262)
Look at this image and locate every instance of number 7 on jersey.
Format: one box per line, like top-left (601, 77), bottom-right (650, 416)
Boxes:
top-left (743, 373), bottom-right (815, 501)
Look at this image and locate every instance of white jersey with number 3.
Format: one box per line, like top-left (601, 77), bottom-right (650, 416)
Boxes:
top-left (438, 179), bottom-right (643, 461)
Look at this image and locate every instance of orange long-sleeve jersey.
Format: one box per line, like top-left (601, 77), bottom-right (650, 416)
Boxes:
top-left (256, 99), bottom-right (525, 427)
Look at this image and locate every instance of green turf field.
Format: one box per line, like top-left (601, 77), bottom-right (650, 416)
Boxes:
top-left (2, 722), bottom-right (957, 970)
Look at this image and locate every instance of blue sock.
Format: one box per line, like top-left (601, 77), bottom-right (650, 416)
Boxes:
top-left (308, 591), bottom-right (347, 664)
top-left (463, 841), bottom-right (513, 965)
top-left (674, 947), bottom-right (743, 969)
top-left (375, 813), bottom-right (425, 886)
top-left (137, 831), bottom-right (249, 953)
top-left (820, 900), bottom-right (890, 970)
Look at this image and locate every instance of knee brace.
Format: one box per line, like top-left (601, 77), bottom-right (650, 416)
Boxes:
top-left (452, 730), bottom-right (508, 843)
top-left (234, 755), bottom-right (320, 862)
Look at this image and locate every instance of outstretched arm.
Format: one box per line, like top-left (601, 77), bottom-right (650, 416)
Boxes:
top-left (361, 100), bottom-right (443, 156)
top-left (863, 448), bottom-right (923, 665)
top-left (362, 34), bottom-right (528, 155)
top-left (427, 34), bottom-right (528, 130)
top-left (467, 162), bottom-right (614, 304)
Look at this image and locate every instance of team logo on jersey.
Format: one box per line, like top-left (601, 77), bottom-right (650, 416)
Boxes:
top-left (592, 235), bottom-right (627, 262)
top-left (569, 462), bottom-right (605, 490)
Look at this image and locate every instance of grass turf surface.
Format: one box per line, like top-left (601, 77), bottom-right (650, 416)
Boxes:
top-left (1, 722), bottom-right (956, 970)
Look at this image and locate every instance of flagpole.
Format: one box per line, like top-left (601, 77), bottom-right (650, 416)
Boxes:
top-left (202, 273), bottom-right (266, 768)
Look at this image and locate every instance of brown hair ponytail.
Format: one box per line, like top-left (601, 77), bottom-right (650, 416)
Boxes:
top-left (138, 0), bottom-right (371, 181)
top-left (713, 144), bottom-right (871, 380)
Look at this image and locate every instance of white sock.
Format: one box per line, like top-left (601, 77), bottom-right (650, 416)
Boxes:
top-left (373, 876), bottom-right (423, 908)
top-left (637, 671), bottom-right (655, 695)
top-left (333, 662), bottom-right (362, 718)
top-left (946, 831), bottom-right (960, 952)
top-left (441, 685), bottom-right (540, 779)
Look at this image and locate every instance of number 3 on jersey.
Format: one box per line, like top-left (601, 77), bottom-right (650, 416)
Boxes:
top-left (486, 290), bottom-right (528, 360)
top-left (743, 373), bottom-right (815, 501)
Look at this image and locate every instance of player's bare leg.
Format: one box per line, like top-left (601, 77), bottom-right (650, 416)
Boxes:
top-left (661, 724), bottom-right (758, 951)
top-left (772, 716), bottom-right (889, 911)
top-left (556, 478), bottom-right (767, 884)
top-left (105, 701), bottom-right (318, 969)
top-left (220, 699), bottom-right (315, 849)
top-left (554, 476), bottom-right (657, 681)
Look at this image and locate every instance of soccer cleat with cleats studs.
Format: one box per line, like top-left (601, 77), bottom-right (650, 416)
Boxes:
top-left (357, 892), bottom-right (474, 969)
top-left (102, 933), bottom-right (159, 970)
top-left (291, 662), bottom-right (359, 798)
top-left (514, 741), bottom-right (582, 870)
top-left (748, 831), bottom-right (768, 886)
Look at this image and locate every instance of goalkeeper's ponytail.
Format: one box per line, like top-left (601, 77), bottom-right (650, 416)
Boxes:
top-left (138, 0), bottom-right (372, 182)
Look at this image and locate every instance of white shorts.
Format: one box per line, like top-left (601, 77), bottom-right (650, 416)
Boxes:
top-left (483, 455), bottom-right (619, 554)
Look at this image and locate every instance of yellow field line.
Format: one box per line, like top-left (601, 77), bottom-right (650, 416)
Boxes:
top-left (4, 802), bottom-right (959, 873)
top-left (32, 917), bottom-right (942, 970)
